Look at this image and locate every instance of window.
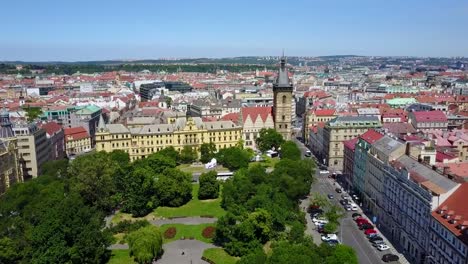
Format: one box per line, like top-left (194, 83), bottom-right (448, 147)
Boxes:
top-left (282, 95), bottom-right (287, 104)
top-left (282, 115), bottom-right (285, 121)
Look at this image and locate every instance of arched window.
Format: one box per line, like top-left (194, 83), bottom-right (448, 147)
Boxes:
top-left (282, 95), bottom-right (287, 104)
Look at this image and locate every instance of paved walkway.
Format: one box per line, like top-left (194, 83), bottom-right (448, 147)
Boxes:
top-left (150, 217), bottom-right (217, 226)
top-left (109, 244), bottom-right (129, 250)
top-left (156, 240), bottom-right (217, 264)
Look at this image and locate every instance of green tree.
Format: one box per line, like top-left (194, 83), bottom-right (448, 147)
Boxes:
top-left (267, 240), bottom-right (320, 264)
top-left (144, 152), bottom-right (177, 174)
top-left (121, 166), bottom-right (158, 217)
top-left (309, 193), bottom-right (330, 209)
top-left (68, 152), bottom-right (118, 213)
top-left (323, 222), bottom-right (338, 234)
top-left (165, 96), bottom-right (173, 108)
top-left (246, 209), bottom-right (273, 244)
top-left (200, 143), bottom-right (217, 163)
top-left (0, 237), bottom-right (20, 263)
top-left (238, 249), bottom-right (267, 264)
top-left (255, 128), bottom-right (284, 152)
top-left (325, 205), bottom-right (345, 224)
top-left (155, 168), bottom-right (192, 207)
top-left (157, 146), bottom-right (180, 162)
top-left (216, 147), bottom-right (251, 171)
top-left (180, 146), bottom-right (197, 164)
top-left (326, 245), bottom-right (359, 264)
top-left (198, 171), bottom-right (220, 200)
top-left (280, 141), bottom-right (301, 160)
top-left (109, 150), bottom-right (130, 166)
top-left (23, 106), bottom-right (43, 122)
top-left (127, 225), bottom-right (163, 264)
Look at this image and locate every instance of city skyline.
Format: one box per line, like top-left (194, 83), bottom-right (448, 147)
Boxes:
top-left (2, 0), bottom-right (467, 61)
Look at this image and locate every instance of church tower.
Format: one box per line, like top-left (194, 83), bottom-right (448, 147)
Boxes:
top-left (273, 56), bottom-right (293, 140)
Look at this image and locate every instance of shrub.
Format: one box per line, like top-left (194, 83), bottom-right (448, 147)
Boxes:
top-left (164, 227), bottom-right (177, 239)
top-left (202, 226), bottom-right (216, 239)
top-left (109, 220), bottom-right (150, 234)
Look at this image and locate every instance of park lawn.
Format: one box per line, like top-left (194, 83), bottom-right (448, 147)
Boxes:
top-left (111, 212), bottom-right (151, 224)
top-left (177, 164), bottom-right (229, 174)
top-left (108, 249), bottom-right (136, 264)
top-left (250, 156), bottom-right (280, 169)
top-left (153, 184), bottom-right (225, 219)
top-left (159, 223), bottom-right (214, 243)
top-left (202, 248), bottom-right (239, 264)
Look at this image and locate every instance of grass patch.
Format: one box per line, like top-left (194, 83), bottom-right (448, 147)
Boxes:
top-left (112, 233), bottom-right (126, 244)
top-left (108, 249), bottom-right (135, 264)
top-left (159, 223), bottom-right (214, 243)
top-left (202, 248), bottom-right (239, 264)
top-left (249, 156), bottom-right (280, 169)
top-left (177, 164), bottom-right (229, 174)
top-left (153, 184), bottom-right (225, 219)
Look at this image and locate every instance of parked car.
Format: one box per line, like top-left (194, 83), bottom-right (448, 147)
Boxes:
top-left (367, 233), bottom-right (382, 240)
top-left (349, 203), bottom-right (359, 211)
top-left (339, 199), bottom-right (349, 205)
top-left (356, 219), bottom-right (370, 226)
top-left (355, 216), bottom-right (366, 222)
top-left (325, 240), bottom-right (340, 246)
top-left (327, 194), bottom-right (334, 199)
top-left (352, 213), bottom-right (362, 219)
top-left (364, 229), bottom-right (377, 235)
top-left (377, 244), bottom-right (391, 251)
top-left (320, 170), bottom-right (330, 174)
top-left (335, 188), bottom-right (342, 193)
top-left (305, 151), bottom-right (312, 157)
top-left (341, 194), bottom-right (350, 200)
top-left (321, 234), bottom-right (338, 242)
top-left (313, 218), bottom-right (329, 225)
top-left (360, 223), bottom-right (375, 230)
top-left (382, 254), bottom-right (399, 262)
top-left (372, 240), bottom-right (386, 247)
top-left (344, 205), bottom-right (352, 211)
top-left (369, 237), bottom-right (384, 243)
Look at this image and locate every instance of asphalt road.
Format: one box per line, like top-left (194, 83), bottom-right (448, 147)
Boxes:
top-left (294, 138), bottom-right (386, 264)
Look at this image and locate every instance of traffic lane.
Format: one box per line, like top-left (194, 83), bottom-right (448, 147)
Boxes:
top-left (311, 174), bottom-right (384, 264)
top-left (341, 217), bottom-right (385, 264)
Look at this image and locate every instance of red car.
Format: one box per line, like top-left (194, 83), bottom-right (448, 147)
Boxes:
top-left (357, 219), bottom-right (370, 226)
top-left (355, 217), bottom-right (366, 222)
top-left (364, 229), bottom-right (377, 235)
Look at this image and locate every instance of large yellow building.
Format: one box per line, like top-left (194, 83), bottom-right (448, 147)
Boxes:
top-left (96, 115), bottom-right (242, 161)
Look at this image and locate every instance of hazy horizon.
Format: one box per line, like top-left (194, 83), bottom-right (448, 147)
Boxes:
top-left (2, 0), bottom-right (467, 61)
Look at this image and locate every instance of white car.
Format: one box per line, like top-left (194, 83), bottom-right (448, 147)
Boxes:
top-left (319, 170), bottom-right (330, 174)
top-left (321, 234), bottom-right (338, 242)
top-left (349, 203), bottom-right (359, 211)
top-left (377, 244), bottom-right (391, 251)
top-left (312, 218), bottom-right (329, 225)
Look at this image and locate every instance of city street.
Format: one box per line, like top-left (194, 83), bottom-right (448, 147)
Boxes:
top-left (294, 138), bottom-right (387, 264)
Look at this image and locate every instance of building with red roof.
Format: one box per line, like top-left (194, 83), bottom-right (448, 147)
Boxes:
top-left (40, 121), bottom-right (65, 160)
top-left (64, 126), bottom-right (91, 156)
top-left (303, 108), bottom-right (337, 144)
top-left (430, 182), bottom-right (468, 264)
top-left (240, 107), bottom-right (274, 149)
top-left (409, 111), bottom-right (448, 132)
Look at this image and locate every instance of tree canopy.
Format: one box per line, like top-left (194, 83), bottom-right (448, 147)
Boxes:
top-left (255, 128), bottom-right (285, 152)
top-left (200, 143), bottom-right (217, 163)
top-left (216, 146), bottom-right (252, 171)
top-left (127, 225), bottom-right (163, 264)
top-left (198, 171), bottom-right (220, 200)
top-left (180, 146), bottom-right (198, 164)
top-left (280, 141), bottom-right (301, 160)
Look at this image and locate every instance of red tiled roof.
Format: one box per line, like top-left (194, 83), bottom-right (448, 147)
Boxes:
top-left (64, 127), bottom-right (90, 142)
top-left (360, 129), bottom-right (384, 144)
top-left (41, 122), bottom-right (62, 136)
top-left (313, 109), bottom-right (336, 116)
top-left (343, 137), bottom-right (359, 151)
top-left (436, 151), bottom-right (458, 162)
top-left (221, 112), bottom-right (240, 123)
top-left (412, 111), bottom-right (448, 122)
top-left (242, 107), bottom-right (272, 124)
top-left (432, 182), bottom-right (468, 245)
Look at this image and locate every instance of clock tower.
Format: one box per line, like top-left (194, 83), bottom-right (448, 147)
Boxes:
top-left (273, 56), bottom-right (293, 140)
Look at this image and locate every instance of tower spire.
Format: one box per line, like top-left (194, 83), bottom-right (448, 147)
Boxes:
top-left (97, 114), bottom-right (107, 132)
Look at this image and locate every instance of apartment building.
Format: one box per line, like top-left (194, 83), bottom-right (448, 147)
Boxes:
top-left (430, 183), bottom-right (468, 264)
top-left (408, 111), bottom-right (448, 132)
top-left (41, 121), bottom-right (66, 160)
top-left (64, 127), bottom-right (92, 156)
top-left (95, 116), bottom-right (242, 161)
top-left (303, 108), bottom-right (336, 144)
top-left (12, 123), bottom-right (50, 179)
top-left (324, 116), bottom-right (381, 171)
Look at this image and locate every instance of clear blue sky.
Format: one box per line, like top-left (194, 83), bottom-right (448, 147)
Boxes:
top-left (1, 0), bottom-right (467, 61)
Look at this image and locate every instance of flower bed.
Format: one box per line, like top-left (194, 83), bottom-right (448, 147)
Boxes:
top-left (163, 227), bottom-right (176, 239)
top-left (202, 226), bottom-right (216, 239)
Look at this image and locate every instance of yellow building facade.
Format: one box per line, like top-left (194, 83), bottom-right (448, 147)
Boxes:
top-left (96, 116), bottom-right (242, 161)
